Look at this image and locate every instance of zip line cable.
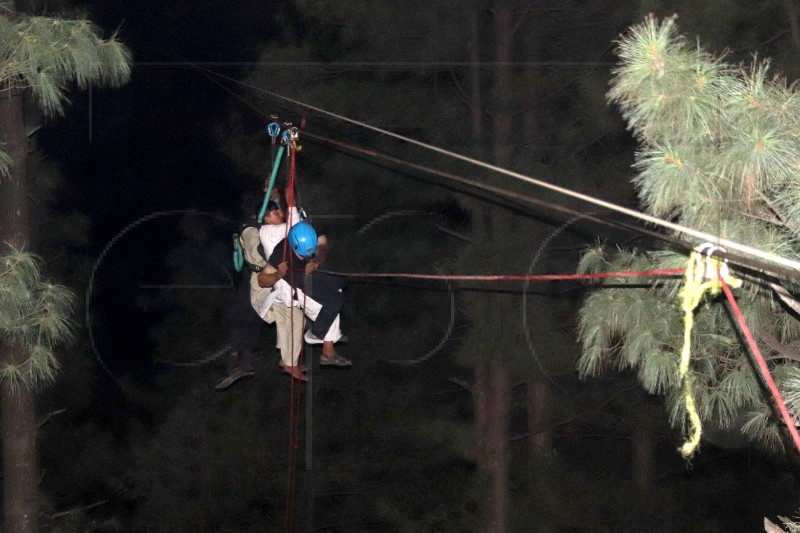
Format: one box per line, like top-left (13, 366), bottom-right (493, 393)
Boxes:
top-left (196, 64), bottom-right (800, 281)
top-left (298, 131), bottom-right (800, 281)
top-left (194, 65), bottom-right (800, 275)
top-left (199, 64), bottom-right (652, 245)
top-left (196, 69), bottom-right (665, 240)
top-left (302, 131), bottom-right (655, 233)
top-left (161, 56), bottom-right (800, 281)
top-left (316, 269), bottom-right (685, 282)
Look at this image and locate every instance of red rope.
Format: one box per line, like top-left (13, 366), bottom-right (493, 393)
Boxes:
top-left (720, 278), bottom-right (800, 455)
top-left (284, 141), bottom-right (304, 533)
top-left (322, 268), bottom-right (685, 282)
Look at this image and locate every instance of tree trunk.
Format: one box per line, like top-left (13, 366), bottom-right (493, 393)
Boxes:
top-left (0, 90), bottom-right (29, 250)
top-left (522, 93), bottom-right (542, 161)
top-left (0, 342), bottom-right (38, 533)
top-left (784, 0), bottom-right (800, 60)
top-left (632, 425), bottom-right (654, 490)
top-left (484, 361), bottom-right (510, 533)
top-left (473, 361), bottom-right (489, 470)
top-left (468, 7), bottom-right (483, 154)
top-left (0, 4), bottom-right (37, 528)
top-left (527, 380), bottom-right (553, 461)
top-left (493, 1), bottom-right (514, 168)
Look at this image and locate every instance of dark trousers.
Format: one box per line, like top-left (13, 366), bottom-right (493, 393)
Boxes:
top-left (308, 271), bottom-right (346, 339)
top-left (225, 272), bottom-right (264, 352)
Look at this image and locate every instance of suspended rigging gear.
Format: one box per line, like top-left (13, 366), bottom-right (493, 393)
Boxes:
top-left (267, 116), bottom-right (281, 141)
top-left (258, 145), bottom-right (286, 223)
top-left (282, 125), bottom-right (300, 149)
top-left (232, 233), bottom-right (244, 272)
top-left (237, 117), bottom-right (288, 271)
top-left (267, 115), bottom-right (282, 188)
top-left (259, 123), bottom-right (305, 224)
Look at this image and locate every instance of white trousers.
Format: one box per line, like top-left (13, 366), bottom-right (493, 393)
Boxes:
top-left (260, 279), bottom-right (342, 343)
top-left (271, 302), bottom-right (305, 367)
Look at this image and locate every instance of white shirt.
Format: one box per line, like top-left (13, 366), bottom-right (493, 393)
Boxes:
top-left (258, 206), bottom-right (301, 315)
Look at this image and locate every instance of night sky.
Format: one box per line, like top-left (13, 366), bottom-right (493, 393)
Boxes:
top-left (18, 1), bottom-right (800, 532)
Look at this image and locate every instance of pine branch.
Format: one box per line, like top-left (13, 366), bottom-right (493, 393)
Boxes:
top-left (48, 500), bottom-right (107, 520)
top-left (36, 408), bottom-right (64, 429)
top-left (447, 377), bottom-right (472, 393)
top-left (579, 15), bottom-right (800, 451)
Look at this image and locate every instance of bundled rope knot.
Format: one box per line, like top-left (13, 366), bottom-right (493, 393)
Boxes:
top-left (678, 244), bottom-right (742, 459)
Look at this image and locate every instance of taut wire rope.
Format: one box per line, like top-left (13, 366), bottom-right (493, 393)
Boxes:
top-left (315, 269), bottom-right (685, 282)
top-left (190, 60), bottom-right (800, 282)
top-left (193, 66), bottom-right (800, 275)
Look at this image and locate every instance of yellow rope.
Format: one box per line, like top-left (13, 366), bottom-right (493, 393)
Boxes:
top-left (678, 249), bottom-right (741, 459)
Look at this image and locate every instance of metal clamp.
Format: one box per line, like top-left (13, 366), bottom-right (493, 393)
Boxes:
top-left (696, 243), bottom-right (730, 282)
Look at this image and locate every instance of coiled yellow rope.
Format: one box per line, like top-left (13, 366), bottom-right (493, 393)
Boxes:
top-left (678, 247), bottom-right (741, 458)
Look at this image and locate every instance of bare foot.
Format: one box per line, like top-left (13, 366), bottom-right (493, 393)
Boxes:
top-left (282, 365), bottom-right (308, 381)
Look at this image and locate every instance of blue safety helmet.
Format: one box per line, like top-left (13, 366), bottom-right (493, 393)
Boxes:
top-left (288, 221), bottom-right (317, 257)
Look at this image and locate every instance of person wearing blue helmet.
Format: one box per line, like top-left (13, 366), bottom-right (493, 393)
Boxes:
top-left (287, 221), bottom-right (317, 256)
top-left (259, 220), bottom-right (351, 372)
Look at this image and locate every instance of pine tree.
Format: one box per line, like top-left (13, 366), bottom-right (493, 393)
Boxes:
top-left (0, 3), bottom-right (130, 531)
top-left (577, 15), bottom-right (800, 456)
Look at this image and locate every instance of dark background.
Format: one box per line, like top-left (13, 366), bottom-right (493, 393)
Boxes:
top-left (21, 0), bottom-right (800, 531)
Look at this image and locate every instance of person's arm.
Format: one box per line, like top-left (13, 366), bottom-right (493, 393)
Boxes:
top-left (315, 235), bottom-right (330, 266)
top-left (258, 262), bottom-right (288, 288)
top-left (304, 259), bottom-right (320, 276)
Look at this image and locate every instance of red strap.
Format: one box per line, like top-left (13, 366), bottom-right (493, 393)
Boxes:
top-left (721, 278), bottom-right (800, 455)
top-left (283, 140), bottom-right (303, 533)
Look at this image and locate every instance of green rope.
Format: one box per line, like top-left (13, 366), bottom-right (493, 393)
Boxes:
top-left (258, 145), bottom-right (286, 223)
top-left (233, 235), bottom-right (244, 272)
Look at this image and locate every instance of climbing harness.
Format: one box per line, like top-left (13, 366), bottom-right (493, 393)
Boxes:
top-left (233, 222), bottom-right (269, 274)
top-left (232, 233), bottom-right (244, 273)
top-left (234, 116), bottom-right (286, 272)
top-left (677, 244), bottom-right (741, 458)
